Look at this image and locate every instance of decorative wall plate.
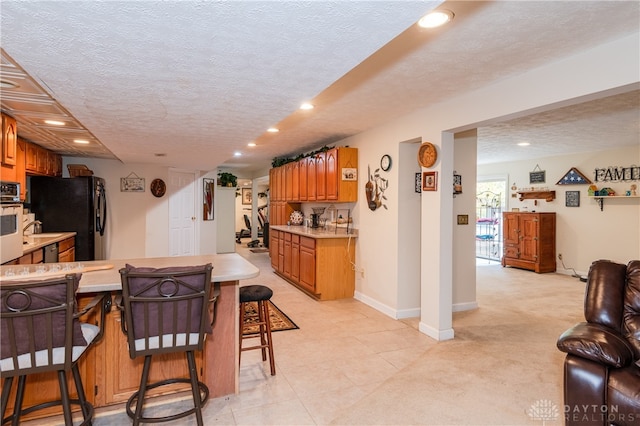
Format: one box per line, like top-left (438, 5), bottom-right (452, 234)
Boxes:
top-left (418, 142), bottom-right (437, 168)
top-left (150, 178), bottom-right (166, 197)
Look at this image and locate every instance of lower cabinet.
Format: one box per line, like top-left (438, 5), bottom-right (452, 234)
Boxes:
top-left (94, 305), bottom-right (204, 406)
top-left (58, 237), bottom-right (75, 262)
top-left (270, 229), bottom-right (355, 300)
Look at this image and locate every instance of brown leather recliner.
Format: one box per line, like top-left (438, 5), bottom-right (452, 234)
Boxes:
top-left (557, 260), bottom-right (640, 426)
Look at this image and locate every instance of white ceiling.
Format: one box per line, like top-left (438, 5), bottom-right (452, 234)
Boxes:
top-left (1, 1), bottom-right (638, 175)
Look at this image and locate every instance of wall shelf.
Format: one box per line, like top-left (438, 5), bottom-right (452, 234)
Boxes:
top-left (589, 195), bottom-right (640, 211)
top-left (517, 190), bottom-right (556, 202)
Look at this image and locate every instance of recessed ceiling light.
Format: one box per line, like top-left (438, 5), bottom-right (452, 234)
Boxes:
top-left (44, 120), bottom-right (65, 126)
top-left (248, 142), bottom-right (257, 147)
top-left (267, 127), bottom-right (279, 133)
top-left (300, 102), bottom-right (314, 110)
top-left (74, 139), bottom-right (90, 144)
top-left (418, 10), bottom-right (454, 28)
top-left (234, 152), bottom-right (242, 157)
top-left (517, 142), bottom-right (530, 146)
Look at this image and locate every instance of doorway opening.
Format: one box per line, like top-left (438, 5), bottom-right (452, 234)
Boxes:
top-left (475, 177), bottom-right (507, 264)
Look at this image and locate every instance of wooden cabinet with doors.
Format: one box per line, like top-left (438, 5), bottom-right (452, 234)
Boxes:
top-left (326, 147), bottom-right (358, 202)
top-left (269, 227), bottom-right (356, 300)
top-left (298, 157), bottom-right (308, 201)
top-left (502, 212), bottom-right (556, 273)
top-left (298, 236), bottom-right (316, 293)
top-left (58, 237), bottom-right (75, 262)
top-left (1, 112), bottom-right (17, 166)
top-left (314, 151), bottom-right (326, 201)
top-left (93, 305), bottom-right (204, 406)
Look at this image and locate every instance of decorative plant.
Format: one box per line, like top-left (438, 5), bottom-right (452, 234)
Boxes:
top-left (217, 172), bottom-right (237, 187)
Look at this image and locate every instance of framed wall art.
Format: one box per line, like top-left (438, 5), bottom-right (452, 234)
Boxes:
top-left (415, 173), bottom-right (422, 193)
top-left (422, 171), bottom-right (438, 192)
top-left (242, 188), bottom-right (252, 205)
top-left (565, 190), bottom-right (580, 207)
top-left (120, 172), bottom-right (145, 192)
top-left (203, 178), bottom-right (215, 220)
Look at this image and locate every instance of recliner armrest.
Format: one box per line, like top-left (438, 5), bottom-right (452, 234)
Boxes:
top-left (557, 322), bottom-right (635, 368)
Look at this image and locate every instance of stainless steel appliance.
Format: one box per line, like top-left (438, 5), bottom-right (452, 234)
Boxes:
top-left (43, 243), bottom-right (58, 263)
top-left (30, 176), bottom-right (107, 261)
top-left (1, 181), bottom-right (23, 263)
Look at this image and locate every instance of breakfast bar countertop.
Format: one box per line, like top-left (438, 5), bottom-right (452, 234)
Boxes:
top-left (0, 253), bottom-right (260, 293)
top-left (269, 224), bottom-right (358, 239)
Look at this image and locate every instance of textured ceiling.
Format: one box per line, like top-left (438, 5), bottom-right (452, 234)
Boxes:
top-left (1, 1), bottom-right (638, 175)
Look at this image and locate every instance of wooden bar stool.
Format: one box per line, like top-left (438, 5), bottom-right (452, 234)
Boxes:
top-left (239, 285), bottom-right (276, 375)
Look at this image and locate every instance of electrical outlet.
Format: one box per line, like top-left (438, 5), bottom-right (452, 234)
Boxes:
top-left (558, 253), bottom-right (563, 260)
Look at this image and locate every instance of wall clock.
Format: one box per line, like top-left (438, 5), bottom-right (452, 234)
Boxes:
top-left (418, 142), bottom-right (438, 168)
top-left (150, 178), bottom-right (166, 198)
top-left (380, 154), bottom-right (392, 171)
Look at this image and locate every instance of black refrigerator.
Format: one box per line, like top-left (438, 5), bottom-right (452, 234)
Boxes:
top-left (29, 176), bottom-right (107, 261)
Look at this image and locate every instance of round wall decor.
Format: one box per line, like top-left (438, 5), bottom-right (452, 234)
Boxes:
top-left (150, 178), bottom-right (166, 197)
top-left (418, 142), bottom-right (438, 168)
top-left (380, 154), bottom-right (392, 171)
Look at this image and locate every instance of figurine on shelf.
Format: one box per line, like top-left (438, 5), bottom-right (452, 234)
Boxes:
top-left (631, 184), bottom-right (637, 196)
top-left (588, 185), bottom-right (598, 196)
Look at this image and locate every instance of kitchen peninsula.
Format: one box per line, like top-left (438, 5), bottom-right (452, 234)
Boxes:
top-left (269, 225), bottom-right (357, 300)
top-left (0, 253), bottom-right (259, 414)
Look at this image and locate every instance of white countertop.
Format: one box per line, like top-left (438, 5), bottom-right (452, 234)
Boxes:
top-left (22, 232), bottom-right (77, 254)
top-left (270, 225), bottom-right (357, 239)
top-left (0, 253), bottom-right (260, 293)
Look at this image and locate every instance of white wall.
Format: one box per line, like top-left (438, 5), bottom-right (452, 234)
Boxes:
top-left (452, 130), bottom-right (478, 312)
top-left (479, 145), bottom-right (640, 276)
top-left (343, 31), bottom-right (639, 340)
top-left (60, 157), bottom-right (219, 259)
top-left (54, 30), bottom-right (638, 341)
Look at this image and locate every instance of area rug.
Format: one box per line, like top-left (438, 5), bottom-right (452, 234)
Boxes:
top-left (249, 248), bottom-right (269, 253)
top-left (242, 300), bottom-right (298, 335)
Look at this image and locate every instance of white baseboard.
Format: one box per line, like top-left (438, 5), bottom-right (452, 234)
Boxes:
top-left (452, 301), bottom-right (478, 312)
top-left (419, 322), bottom-right (455, 341)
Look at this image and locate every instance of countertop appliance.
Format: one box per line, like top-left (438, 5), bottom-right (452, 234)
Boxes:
top-left (30, 176), bottom-right (107, 261)
top-left (1, 181), bottom-right (24, 263)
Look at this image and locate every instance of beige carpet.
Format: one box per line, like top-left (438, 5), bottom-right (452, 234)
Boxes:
top-left (330, 265), bottom-right (586, 425)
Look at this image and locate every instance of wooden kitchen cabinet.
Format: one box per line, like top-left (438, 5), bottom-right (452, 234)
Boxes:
top-left (270, 228), bottom-right (355, 300)
top-left (291, 234), bottom-right (300, 282)
top-left (25, 141), bottom-right (61, 177)
top-left (270, 230), bottom-right (280, 270)
top-left (307, 155), bottom-right (317, 201)
top-left (502, 212), bottom-right (556, 273)
top-left (58, 236), bottom-right (75, 262)
top-left (1, 112), bottom-right (17, 167)
top-left (298, 157), bottom-right (308, 201)
top-left (298, 236), bottom-right (316, 293)
top-left (94, 307), bottom-right (203, 406)
top-left (326, 147), bottom-right (358, 202)
top-left (315, 151), bottom-right (326, 201)
top-left (3, 248), bottom-right (44, 265)
top-left (283, 232), bottom-right (292, 278)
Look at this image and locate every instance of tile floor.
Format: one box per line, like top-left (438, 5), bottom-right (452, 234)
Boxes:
top-left (20, 245), bottom-right (579, 426)
top-left (22, 244), bottom-right (436, 425)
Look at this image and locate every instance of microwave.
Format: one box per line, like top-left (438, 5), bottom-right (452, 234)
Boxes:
top-left (0, 181), bottom-right (20, 203)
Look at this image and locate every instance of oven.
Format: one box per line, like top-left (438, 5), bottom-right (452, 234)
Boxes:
top-left (1, 182), bottom-right (23, 264)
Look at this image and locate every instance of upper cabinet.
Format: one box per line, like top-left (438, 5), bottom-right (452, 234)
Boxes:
top-left (1, 112), bottom-right (17, 167)
top-left (1, 112), bottom-right (61, 197)
top-left (269, 147), bottom-right (358, 207)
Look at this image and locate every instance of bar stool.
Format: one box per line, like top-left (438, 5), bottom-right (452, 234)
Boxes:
top-left (239, 285), bottom-right (276, 375)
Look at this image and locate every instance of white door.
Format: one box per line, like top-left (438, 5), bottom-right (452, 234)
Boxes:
top-left (169, 170), bottom-right (197, 257)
